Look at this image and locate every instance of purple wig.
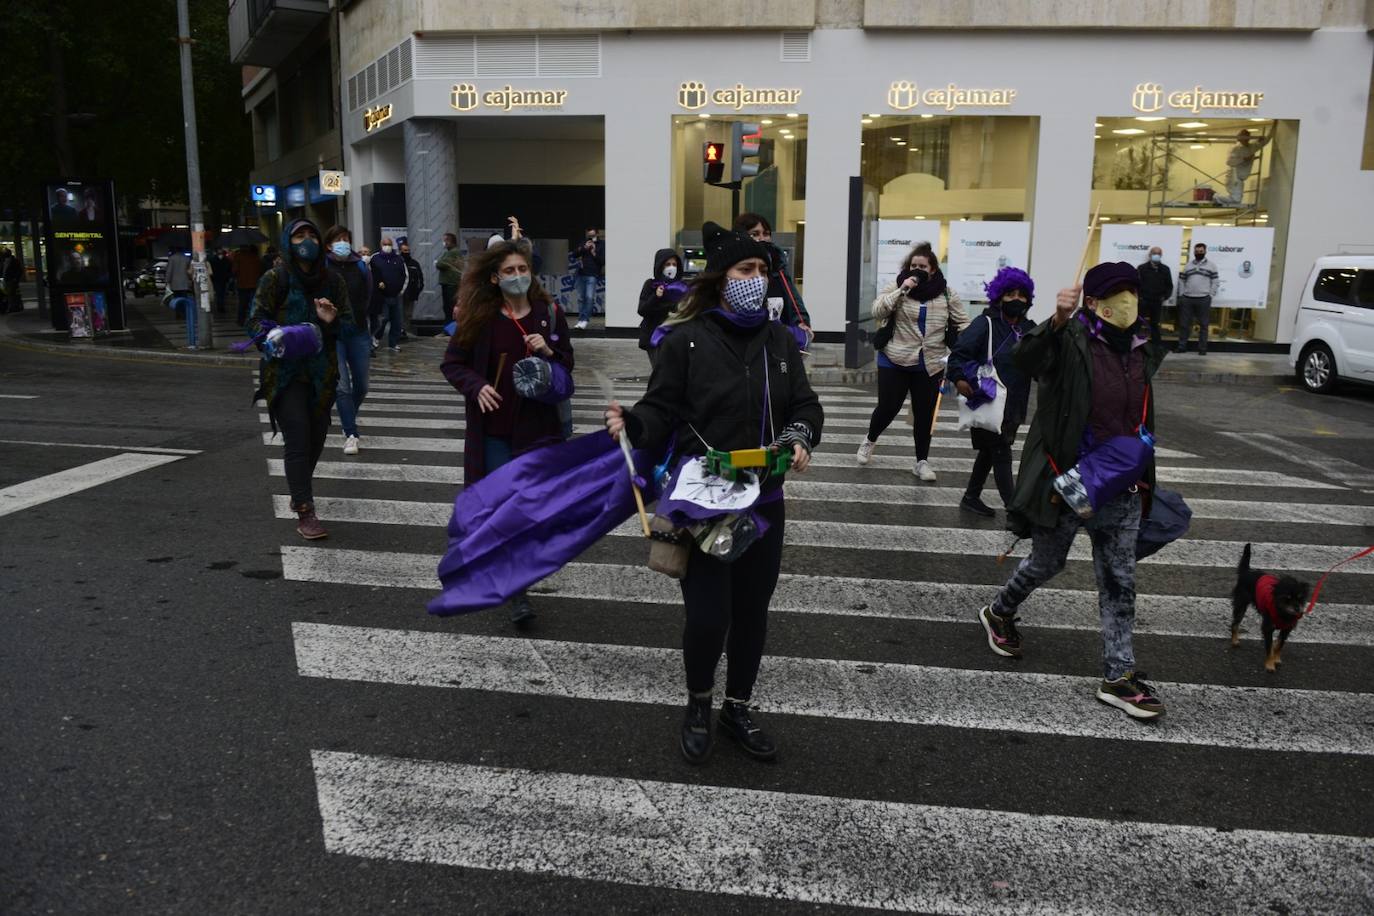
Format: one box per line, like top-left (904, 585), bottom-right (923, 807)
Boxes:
top-left (984, 266), bottom-right (1035, 304)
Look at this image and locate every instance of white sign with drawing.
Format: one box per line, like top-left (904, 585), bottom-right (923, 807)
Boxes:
top-left (1099, 224), bottom-right (1185, 302)
top-left (1188, 226), bottom-right (1275, 309)
top-left (946, 221), bottom-right (1031, 303)
top-left (876, 220), bottom-right (940, 290)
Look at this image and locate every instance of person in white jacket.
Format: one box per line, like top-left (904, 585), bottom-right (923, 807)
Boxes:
top-left (857, 242), bottom-right (969, 481)
top-left (1214, 129), bottom-right (1270, 206)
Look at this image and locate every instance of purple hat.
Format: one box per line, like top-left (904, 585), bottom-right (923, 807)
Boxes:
top-left (1083, 261), bottom-right (1139, 299)
top-left (984, 266), bottom-right (1034, 304)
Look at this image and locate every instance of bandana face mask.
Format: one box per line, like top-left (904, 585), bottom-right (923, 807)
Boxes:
top-left (1095, 289), bottom-right (1139, 330)
top-left (723, 275), bottom-right (768, 314)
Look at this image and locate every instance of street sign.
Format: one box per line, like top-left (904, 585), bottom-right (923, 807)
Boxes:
top-left (251, 184), bottom-right (277, 204)
top-left (319, 170), bottom-right (347, 196)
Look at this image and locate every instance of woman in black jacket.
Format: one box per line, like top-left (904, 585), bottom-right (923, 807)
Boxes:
top-left (324, 225), bottom-right (373, 455)
top-left (604, 222), bottom-right (824, 765)
top-left (636, 247), bottom-right (687, 360)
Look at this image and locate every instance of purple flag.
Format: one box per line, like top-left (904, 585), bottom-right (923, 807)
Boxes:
top-left (427, 432), bottom-right (660, 616)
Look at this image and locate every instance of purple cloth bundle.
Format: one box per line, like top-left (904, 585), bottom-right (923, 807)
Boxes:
top-left (264, 323), bottom-right (323, 360)
top-left (1057, 434), bottom-right (1154, 517)
top-left (512, 356), bottom-right (575, 405)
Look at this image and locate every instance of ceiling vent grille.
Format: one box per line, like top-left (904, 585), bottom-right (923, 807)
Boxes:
top-left (780, 31), bottom-right (811, 62)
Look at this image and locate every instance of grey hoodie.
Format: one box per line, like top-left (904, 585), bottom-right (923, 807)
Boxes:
top-left (1178, 256), bottom-right (1219, 298)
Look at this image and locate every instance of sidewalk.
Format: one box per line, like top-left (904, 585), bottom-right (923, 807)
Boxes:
top-left (2, 291), bottom-right (1293, 386)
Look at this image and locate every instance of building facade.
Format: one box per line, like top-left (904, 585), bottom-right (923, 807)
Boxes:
top-left (330, 1), bottom-right (1374, 349)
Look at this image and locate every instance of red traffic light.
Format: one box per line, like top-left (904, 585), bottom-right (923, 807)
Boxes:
top-left (703, 142), bottom-right (724, 163)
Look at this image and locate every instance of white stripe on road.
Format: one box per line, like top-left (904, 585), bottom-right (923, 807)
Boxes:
top-left (0, 394), bottom-right (38, 399)
top-left (0, 453), bottom-right (184, 517)
top-left (294, 623), bottom-right (1374, 755)
top-left (275, 495), bottom-right (1374, 575)
top-left (279, 548), bottom-right (1374, 647)
top-left (0, 439), bottom-right (203, 455)
top-left (1222, 431), bottom-right (1374, 490)
top-left (262, 431), bottom-right (459, 453)
top-left (268, 459), bottom-right (462, 484)
top-left (312, 750), bottom-right (1374, 914)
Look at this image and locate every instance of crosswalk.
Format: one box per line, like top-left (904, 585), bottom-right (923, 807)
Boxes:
top-left (255, 368), bottom-right (1374, 912)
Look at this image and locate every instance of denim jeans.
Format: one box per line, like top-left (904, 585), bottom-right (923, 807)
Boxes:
top-left (334, 331), bottom-right (372, 438)
top-left (576, 274), bottom-right (599, 322)
top-left (482, 436), bottom-right (514, 475)
top-left (991, 491), bottom-right (1143, 680)
top-left (375, 295), bottom-right (404, 346)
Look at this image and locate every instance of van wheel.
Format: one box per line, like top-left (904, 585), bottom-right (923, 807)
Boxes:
top-left (1298, 343), bottom-right (1337, 394)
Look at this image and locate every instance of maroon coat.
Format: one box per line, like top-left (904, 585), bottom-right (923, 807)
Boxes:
top-left (440, 298), bottom-right (574, 481)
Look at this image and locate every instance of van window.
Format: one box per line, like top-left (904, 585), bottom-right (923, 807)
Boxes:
top-left (1355, 270), bottom-right (1374, 308)
top-left (1312, 268), bottom-right (1356, 305)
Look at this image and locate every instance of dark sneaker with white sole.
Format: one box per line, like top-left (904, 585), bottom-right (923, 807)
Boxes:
top-left (960, 495), bottom-right (996, 517)
top-left (718, 700), bottom-right (776, 761)
top-left (680, 694), bottom-right (713, 764)
top-left (1096, 672), bottom-right (1165, 719)
top-left (509, 593), bottom-right (536, 629)
top-left (978, 605), bottom-right (1023, 658)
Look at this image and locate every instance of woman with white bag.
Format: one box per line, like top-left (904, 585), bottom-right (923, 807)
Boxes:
top-left (947, 267), bottom-right (1037, 517)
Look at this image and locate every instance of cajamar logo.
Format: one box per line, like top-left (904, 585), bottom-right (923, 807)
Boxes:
top-left (886, 81), bottom-right (1017, 112)
top-left (677, 81), bottom-right (802, 111)
top-left (1132, 81), bottom-right (1264, 113)
top-left (451, 83), bottom-right (479, 112)
top-left (1131, 82), bottom-right (1164, 113)
top-left (679, 81), bottom-right (707, 110)
top-left (450, 83), bottom-right (569, 113)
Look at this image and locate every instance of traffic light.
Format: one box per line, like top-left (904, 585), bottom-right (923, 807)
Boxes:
top-left (731, 122), bottom-right (761, 182)
top-left (702, 141), bottom-right (725, 183)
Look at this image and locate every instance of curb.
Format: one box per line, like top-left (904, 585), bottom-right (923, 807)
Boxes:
top-left (0, 335), bottom-right (259, 368)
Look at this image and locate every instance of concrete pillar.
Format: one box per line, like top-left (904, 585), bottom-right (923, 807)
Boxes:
top-left (402, 119), bottom-right (458, 324)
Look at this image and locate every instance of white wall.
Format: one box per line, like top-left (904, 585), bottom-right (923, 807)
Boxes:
top-left (343, 27), bottom-right (1374, 342)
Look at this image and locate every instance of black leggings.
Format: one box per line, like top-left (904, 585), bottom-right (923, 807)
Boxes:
top-left (276, 380), bottom-right (330, 508)
top-left (866, 365), bottom-right (944, 460)
top-left (967, 425), bottom-right (1018, 506)
top-left (680, 500), bottom-right (785, 700)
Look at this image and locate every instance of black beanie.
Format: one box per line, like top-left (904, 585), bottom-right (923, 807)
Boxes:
top-left (703, 221), bottom-right (769, 274)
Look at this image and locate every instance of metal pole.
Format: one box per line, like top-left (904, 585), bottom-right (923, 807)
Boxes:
top-left (176, 0), bottom-right (212, 348)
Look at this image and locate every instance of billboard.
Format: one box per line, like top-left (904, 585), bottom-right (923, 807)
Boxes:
top-left (1188, 226), bottom-right (1275, 309)
top-left (946, 220), bottom-right (1031, 303)
top-left (42, 179), bottom-right (125, 332)
top-left (875, 220), bottom-right (940, 291)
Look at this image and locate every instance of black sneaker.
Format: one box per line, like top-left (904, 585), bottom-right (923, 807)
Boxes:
top-left (509, 593), bottom-right (536, 629)
top-left (718, 700), bottom-right (776, 761)
top-left (960, 495), bottom-right (996, 517)
top-left (978, 605), bottom-right (1023, 659)
top-left (680, 694), bottom-right (713, 764)
top-left (1096, 672), bottom-right (1165, 720)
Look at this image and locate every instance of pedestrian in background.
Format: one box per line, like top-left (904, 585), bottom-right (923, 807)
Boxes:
top-left (1136, 245), bottom-right (1173, 348)
top-left (232, 244), bottom-right (263, 326)
top-left (604, 221), bottom-right (823, 765)
top-left (636, 247), bottom-right (687, 363)
top-left (1176, 241), bottom-right (1219, 355)
top-left (399, 237), bottom-right (424, 334)
top-left (209, 248), bottom-right (232, 316)
top-left (325, 225), bottom-right (373, 456)
top-left (441, 240), bottom-right (573, 628)
top-left (735, 212), bottom-right (811, 344)
top-left (572, 225), bottom-right (604, 330)
top-left (436, 232), bottom-right (465, 314)
top-left (948, 267), bottom-right (1037, 517)
top-left (248, 218), bottom-right (355, 541)
top-left (0, 247), bottom-right (21, 313)
top-left (369, 236), bottom-right (406, 353)
top-left (166, 248), bottom-right (192, 325)
top-left (977, 261), bottom-right (1167, 719)
top-left (857, 242), bottom-right (969, 482)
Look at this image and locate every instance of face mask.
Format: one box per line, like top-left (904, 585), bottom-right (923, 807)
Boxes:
top-left (499, 274), bottom-right (532, 297)
top-left (330, 241), bottom-right (352, 258)
top-left (662, 265), bottom-right (678, 280)
top-left (291, 237), bottom-right (319, 262)
top-left (382, 245), bottom-right (394, 254)
top-left (401, 249), bottom-right (410, 257)
top-left (1194, 251), bottom-right (1205, 261)
top-left (1000, 298), bottom-right (1029, 318)
top-left (1149, 254), bottom-right (1161, 264)
top-left (1095, 289), bottom-right (1139, 330)
top-left (723, 275), bottom-right (768, 314)
top-left (911, 268), bottom-right (931, 284)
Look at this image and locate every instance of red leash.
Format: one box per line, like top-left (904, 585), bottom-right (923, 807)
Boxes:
top-left (1305, 545), bottom-right (1374, 616)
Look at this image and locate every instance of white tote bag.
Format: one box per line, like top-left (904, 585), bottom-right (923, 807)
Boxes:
top-left (957, 317), bottom-right (1008, 434)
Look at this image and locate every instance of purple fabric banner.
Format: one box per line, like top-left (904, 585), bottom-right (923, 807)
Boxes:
top-left (427, 432), bottom-right (660, 616)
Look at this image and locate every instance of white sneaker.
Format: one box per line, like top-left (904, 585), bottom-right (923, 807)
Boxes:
top-left (575, 320), bottom-right (589, 330)
top-left (856, 439), bottom-right (876, 465)
top-left (914, 459), bottom-right (937, 482)
top-left (343, 435), bottom-right (360, 456)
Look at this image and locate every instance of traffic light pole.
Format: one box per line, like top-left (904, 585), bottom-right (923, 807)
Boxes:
top-left (176, 0), bottom-right (212, 349)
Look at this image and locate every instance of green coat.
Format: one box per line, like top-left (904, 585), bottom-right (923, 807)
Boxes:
top-left (436, 248), bottom-right (465, 286)
top-left (248, 266), bottom-right (354, 421)
top-left (1006, 316), bottom-right (1166, 537)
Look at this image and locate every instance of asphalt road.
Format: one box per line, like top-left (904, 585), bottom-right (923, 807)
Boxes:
top-left (2, 342), bottom-right (1373, 915)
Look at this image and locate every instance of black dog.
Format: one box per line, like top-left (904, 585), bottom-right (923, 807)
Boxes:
top-left (1230, 543), bottom-right (1310, 672)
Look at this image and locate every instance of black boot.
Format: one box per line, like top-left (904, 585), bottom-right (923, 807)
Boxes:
top-left (960, 494), bottom-right (996, 517)
top-left (719, 699), bottom-right (777, 761)
top-left (680, 693), bottom-right (713, 765)
top-left (509, 592), bottom-right (535, 629)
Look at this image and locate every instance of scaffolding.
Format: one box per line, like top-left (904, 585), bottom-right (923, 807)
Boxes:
top-left (1145, 126), bottom-right (1268, 227)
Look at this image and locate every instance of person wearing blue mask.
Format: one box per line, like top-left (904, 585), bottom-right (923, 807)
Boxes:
top-left (324, 225), bottom-right (373, 455)
top-left (604, 221), bottom-right (824, 766)
top-left (248, 218), bottom-right (357, 540)
top-left (1136, 245), bottom-right (1173, 348)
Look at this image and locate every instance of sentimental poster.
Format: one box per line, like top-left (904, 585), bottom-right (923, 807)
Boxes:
top-left (1098, 224), bottom-right (1185, 291)
top-left (1187, 226), bottom-right (1275, 309)
top-left (876, 219), bottom-right (940, 289)
top-left (946, 221), bottom-right (1031, 303)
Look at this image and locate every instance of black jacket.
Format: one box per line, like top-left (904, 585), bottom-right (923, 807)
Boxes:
top-left (1137, 261), bottom-right (1174, 305)
top-left (575, 238), bottom-right (605, 277)
top-left (947, 306), bottom-right (1037, 418)
top-left (328, 255), bottom-right (371, 328)
top-left (636, 247), bottom-right (686, 350)
top-left (625, 312), bottom-right (824, 498)
top-left (402, 254), bottom-right (424, 303)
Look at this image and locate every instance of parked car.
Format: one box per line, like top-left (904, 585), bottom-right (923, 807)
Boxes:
top-left (1289, 254), bottom-right (1374, 393)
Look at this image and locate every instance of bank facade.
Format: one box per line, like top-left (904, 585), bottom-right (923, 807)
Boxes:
top-left (326, 6), bottom-right (1374, 351)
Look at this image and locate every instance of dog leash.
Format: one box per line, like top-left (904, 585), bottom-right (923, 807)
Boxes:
top-left (1304, 545), bottom-right (1374, 616)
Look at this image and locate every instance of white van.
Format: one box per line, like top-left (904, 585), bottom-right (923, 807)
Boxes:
top-left (1289, 254), bottom-right (1374, 393)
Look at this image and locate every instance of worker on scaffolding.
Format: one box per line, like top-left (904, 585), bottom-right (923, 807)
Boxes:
top-left (1213, 128), bottom-right (1270, 207)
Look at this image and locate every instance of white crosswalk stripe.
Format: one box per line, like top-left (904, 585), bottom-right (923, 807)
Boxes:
top-left (254, 378), bottom-right (1374, 909)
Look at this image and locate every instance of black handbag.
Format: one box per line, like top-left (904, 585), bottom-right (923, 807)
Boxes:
top-left (871, 311), bottom-right (898, 351)
top-left (941, 291), bottom-right (961, 349)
